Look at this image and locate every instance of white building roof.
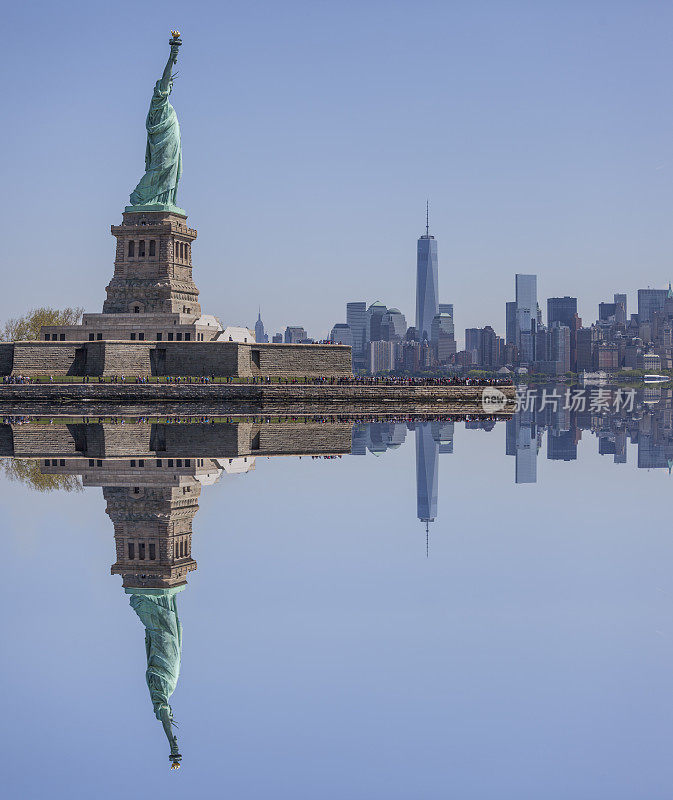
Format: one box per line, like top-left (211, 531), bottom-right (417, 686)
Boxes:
top-left (217, 326), bottom-right (256, 343)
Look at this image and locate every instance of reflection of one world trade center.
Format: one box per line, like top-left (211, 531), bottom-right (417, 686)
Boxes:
top-left (415, 422), bottom-right (453, 555)
top-left (350, 420), bottom-right (452, 553)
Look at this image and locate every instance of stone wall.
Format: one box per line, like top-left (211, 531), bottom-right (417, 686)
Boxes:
top-left (12, 341), bottom-right (88, 376)
top-left (248, 344), bottom-right (352, 377)
top-left (0, 343), bottom-right (13, 376)
top-left (3, 421), bottom-right (354, 459)
top-left (0, 424), bottom-right (14, 456)
top-left (2, 340), bottom-right (351, 378)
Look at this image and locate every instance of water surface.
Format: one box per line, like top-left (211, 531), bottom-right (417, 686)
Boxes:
top-left (1, 395), bottom-right (672, 798)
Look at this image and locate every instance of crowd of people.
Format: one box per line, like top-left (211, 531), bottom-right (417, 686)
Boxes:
top-left (2, 374), bottom-right (513, 386)
top-left (2, 375), bottom-right (31, 384)
top-left (2, 412), bottom-right (508, 427)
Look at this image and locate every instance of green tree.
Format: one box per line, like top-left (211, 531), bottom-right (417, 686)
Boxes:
top-left (0, 306), bottom-right (84, 341)
top-left (0, 458), bottom-right (83, 493)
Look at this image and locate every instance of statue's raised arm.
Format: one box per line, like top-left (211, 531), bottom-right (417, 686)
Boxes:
top-left (127, 32), bottom-right (184, 212)
top-left (159, 36), bottom-right (181, 93)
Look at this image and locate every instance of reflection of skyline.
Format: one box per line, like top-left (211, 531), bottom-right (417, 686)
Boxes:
top-left (505, 387), bottom-right (673, 482)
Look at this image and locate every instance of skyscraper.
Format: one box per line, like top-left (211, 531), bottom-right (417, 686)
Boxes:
top-left (549, 322), bottom-right (571, 373)
top-left (368, 340), bottom-right (396, 374)
top-left (515, 274), bottom-right (537, 363)
top-left (381, 308), bottom-right (407, 340)
top-left (505, 301), bottom-right (517, 345)
top-left (465, 328), bottom-right (481, 362)
top-left (366, 301), bottom-right (388, 342)
top-left (547, 296), bottom-right (577, 328)
top-left (330, 323), bottom-right (352, 347)
top-left (415, 204), bottom-right (439, 342)
top-left (347, 301), bottom-right (367, 370)
top-left (254, 309), bottom-right (268, 343)
top-left (284, 326), bottom-right (307, 343)
top-left (638, 288), bottom-right (668, 323)
top-left (431, 313), bottom-right (456, 364)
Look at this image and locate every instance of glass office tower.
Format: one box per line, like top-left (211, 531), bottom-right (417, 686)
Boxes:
top-left (515, 274), bottom-right (537, 363)
top-left (547, 296), bottom-right (577, 328)
top-left (415, 216), bottom-right (439, 342)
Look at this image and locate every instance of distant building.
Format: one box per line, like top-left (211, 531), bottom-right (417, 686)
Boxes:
top-left (272, 333), bottom-right (283, 344)
top-left (381, 308), bottom-right (407, 340)
top-left (596, 342), bottom-right (620, 371)
top-left (439, 303), bottom-right (453, 318)
top-left (366, 301), bottom-right (387, 343)
top-left (431, 313), bottom-right (456, 364)
top-left (506, 301), bottom-right (517, 345)
top-left (284, 326), bottom-right (307, 344)
top-left (547, 296), bottom-right (577, 328)
top-left (464, 326), bottom-right (499, 368)
top-left (598, 302), bottom-right (617, 322)
top-left (569, 313), bottom-right (582, 372)
top-left (576, 327), bottom-right (597, 371)
top-left (480, 325), bottom-right (500, 368)
top-left (642, 351), bottom-right (661, 372)
top-left (515, 274), bottom-right (537, 363)
top-left (415, 206), bottom-right (439, 342)
top-left (254, 309), bottom-right (269, 343)
top-left (638, 288), bottom-right (668, 323)
top-left (220, 326), bottom-right (254, 343)
top-left (550, 322), bottom-right (570, 373)
top-left (346, 302), bottom-right (367, 371)
top-left (431, 313), bottom-right (454, 343)
top-left (614, 293), bottom-right (627, 324)
top-left (368, 340), bottom-right (395, 374)
top-left (465, 328), bottom-right (481, 364)
top-left (330, 323), bottom-right (352, 347)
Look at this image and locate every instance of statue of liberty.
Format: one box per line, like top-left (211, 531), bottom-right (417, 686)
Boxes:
top-left (128, 33), bottom-right (184, 212)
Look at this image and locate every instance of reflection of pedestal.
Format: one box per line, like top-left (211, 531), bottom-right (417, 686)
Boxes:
top-left (107, 482), bottom-right (199, 591)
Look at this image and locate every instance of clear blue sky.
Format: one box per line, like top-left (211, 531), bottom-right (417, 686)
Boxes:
top-left (3, 0), bottom-right (672, 345)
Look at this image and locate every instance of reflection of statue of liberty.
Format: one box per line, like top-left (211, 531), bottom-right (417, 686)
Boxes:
top-left (128, 33), bottom-right (183, 210)
top-left (129, 588), bottom-right (184, 769)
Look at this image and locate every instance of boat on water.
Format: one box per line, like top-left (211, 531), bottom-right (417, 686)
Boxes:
top-left (643, 374), bottom-right (671, 384)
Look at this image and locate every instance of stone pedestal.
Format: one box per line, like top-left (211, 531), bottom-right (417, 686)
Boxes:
top-left (40, 209), bottom-right (224, 344)
top-left (104, 210), bottom-right (200, 317)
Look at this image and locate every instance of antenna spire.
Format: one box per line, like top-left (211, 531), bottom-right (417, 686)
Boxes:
top-left (425, 200), bottom-right (429, 237)
top-left (426, 520), bottom-right (429, 558)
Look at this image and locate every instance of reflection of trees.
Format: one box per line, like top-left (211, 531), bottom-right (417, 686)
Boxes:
top-left (0, 459), bottom-right (82, 493)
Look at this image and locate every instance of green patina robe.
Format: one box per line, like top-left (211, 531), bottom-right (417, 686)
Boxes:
top-left (129, 80), bottom-right (182, 208)
top-left (129, 590), bottom-right (182, 718)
